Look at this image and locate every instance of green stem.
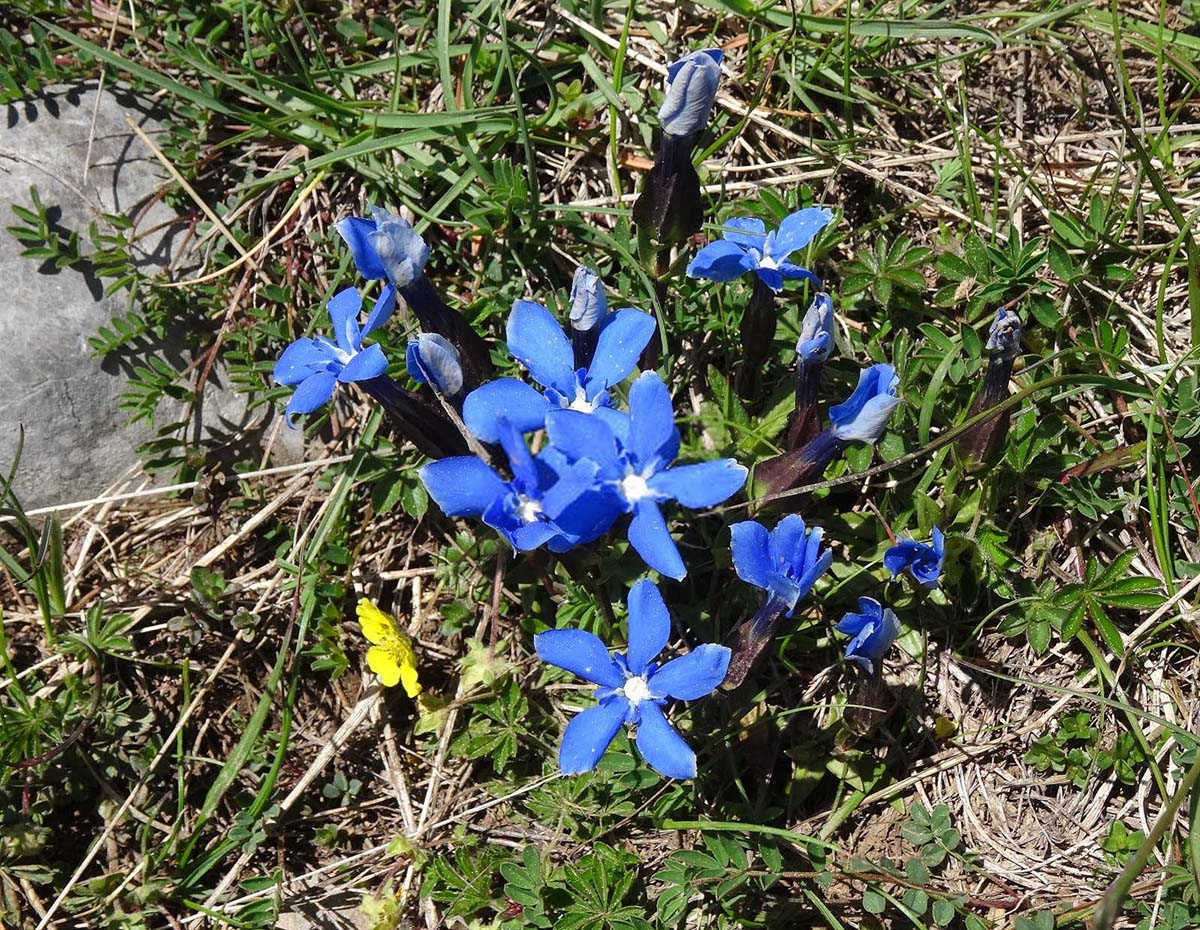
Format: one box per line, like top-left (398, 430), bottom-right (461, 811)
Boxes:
top-left (1092, 750), bottom-right (1200, 930)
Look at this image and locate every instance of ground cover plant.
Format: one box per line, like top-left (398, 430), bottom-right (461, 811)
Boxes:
top-left (2, 1), bottom-right (1200, 928)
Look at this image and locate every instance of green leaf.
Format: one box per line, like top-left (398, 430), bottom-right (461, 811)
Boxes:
top-left (862, 889), bottom-right (887, 914)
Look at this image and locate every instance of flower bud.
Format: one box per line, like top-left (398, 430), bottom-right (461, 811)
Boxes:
top-left (569, 265), bottom-right (608, 333)
top-left (958, 308), bottom-right (1022, 468)
top-left (406, 333), bottom-right (464, 399)
top-left (796, 293), bottom-right (834, 363)
top-left (658, 49), bottom-right (723, 137)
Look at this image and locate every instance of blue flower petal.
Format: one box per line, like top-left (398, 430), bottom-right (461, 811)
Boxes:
top-left (569, 266), bottom-right (608, 333)
top-left (274, 339), bottom-right (338, 386)
top-left (496, 418), bottom-right (539, 493)
top-left (666, 47), bottom-right (723, 81)
top-left (406, 333), bottom-right (463, 396)
top-left (648, 643), bottom-right (730, 700)
top-left (337, 343), bottom-right (388, 383)
top-left (508, 520), bottom-right (560, 551)
top-left (687, 239), bottom-right (757, 282)
top-left (285, 370), bottom-right (338, 426)
top-left (627, 372), bottom-right (680, 470)
top-left (625, 579), bottom-right (670, 676)
top-left (754, 265), bottom-right (784, 293)
top-left (584, 309), bottom-right (656, 395)
top-left (765, 207), bottom-right (832, 259)
top-left (767, 514), bottom-right (810, 568)
top-left (558, 696), bottom-right (629, 774)
top-left (507, 300), bottom-right (576, 398)
top-left (730, 520), bottom-right (772, 590)
top-left (634, 701), bottom-right (696, 779)
top-left (647, 459), bottom-right (746, 507)
top-left (419, 456), bottom-right (507, 517)
top-left (721, 216), bottom-right (767, 252)
top-left (777, 262), bottom-right (821, 286)
top-left (361, 284), bottom-right (396, 337)
top-left (535, 628), bottom-right (625, 688)
top-left (883, 540), bottom-right (918, 578)
top-left (658, 49), bottom-right (722, 137)
top-left (628, 500), bottom-right (686, 580)
top-left (836, 597), bottom-right (883, 636)
top-left (462, 378), bottom-right (552, 442)
top-left (544, 410), bottom-right (624, 477)
top-left (592, 406), bottom-right (631, 446)
top-left (326, 287), bottom-right (364, 353)
top-left (336, 216), bottom-right (388, 280)
top-left (844, 623), bottom-right (878, 674)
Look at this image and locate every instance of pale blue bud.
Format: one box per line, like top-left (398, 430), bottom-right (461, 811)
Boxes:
top-left (406, 332), bottom-right (463, 397)
top-left (658, 49), bottom-right (723, 137)
top-left (797, 293), bottom-right (835, 362)
top-left (569, 266), bottom-right (608, 332)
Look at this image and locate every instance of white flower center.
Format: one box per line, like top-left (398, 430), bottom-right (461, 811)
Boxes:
top-left (757, 253), bottom-right (778, 270)
top-left (565, 383), bottom-right (596, 413)
top-left (622, 675), bottom-right (653, 705)
top-left (620, 471), bottom-right (652, 503)
top-left (515, 495), bottom-right (542, 524)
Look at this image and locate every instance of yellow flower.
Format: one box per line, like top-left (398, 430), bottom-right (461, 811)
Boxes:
top-left (356, 598), bottom-right (420, 696)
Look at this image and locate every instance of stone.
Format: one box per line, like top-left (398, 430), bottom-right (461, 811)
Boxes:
top-left (0, 84), bottom-right (303, 509)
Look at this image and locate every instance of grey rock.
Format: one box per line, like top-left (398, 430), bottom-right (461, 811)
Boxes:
top-left (0, 84), bottom-right (302, 509)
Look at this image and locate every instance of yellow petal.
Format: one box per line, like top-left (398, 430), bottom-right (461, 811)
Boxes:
top-left (357, 598), bottom-right (398, 646)
top-left (367, 645), bottom-right (401, 687)
top-left (398, 662), bottom-right (421, 698)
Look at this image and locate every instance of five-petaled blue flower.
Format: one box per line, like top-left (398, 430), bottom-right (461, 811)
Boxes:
top-left (535, 579), bottom-right (730, 778)
top-left (687, 207), bottom-right (833, 293)
top-left (797, 293), bottom-right (835, 362)
top-left (336, 207), bottom-right (429, 289)
top-left (273, 287), bottom-right (395, 426)
top-left (730, 515), bottom-right (833, 615)
top-left (884, 527), bottom-right (944, 588)
top-left (658, 49), bottom-right (724, 137)
top-left (420, 418), bottom-right (606, 552)
top-left (406, 333), bottom-right (463, 398)
top-left (546, 372), bottom-right (748, 580)
top-left (837, 597), bottom-right (900, 675)
top-left (829, 363), bottom-right (901, 443)
top-left (463, 299), bottom-right (656, 443)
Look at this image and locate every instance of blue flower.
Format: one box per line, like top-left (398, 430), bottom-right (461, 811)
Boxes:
top-left (797, 292), bottom-right (835, 362)
top-left (336, 207), bottom-right (429, 289)
top-left (406, 333), bottom-right (463, 398)
top-left (545, 372), bottom-right (747, 580)
top-left (420, 418), bottom-right (608, 553)
top-left (687, 208), bottom-right (832, 293)
top-left (828, 363), bottom-right (901, 443)
top-left (535, 579), bottom-right (730, 778)
top-left (658, 49), bottom-right (723, 137)
top-left (730, 515), bottom-right (833, 615)
top-left (883, 527), bottom-right (944, 588)
top-left (837, 597), bottom-right (900, 675)
top-left (462, 299), bottom-right (656, 443)
top-left (273, 286), bottom-right (395, 426)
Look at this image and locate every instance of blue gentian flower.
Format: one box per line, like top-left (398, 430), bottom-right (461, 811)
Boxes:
top-left (462, 299), bottom-right (656, 443)
top-left (828, 363), bottom-right (901, 443)
top-left (273, 286), bottom-right (395, 425)
top-left (687, 208), bottom-right (833, 293)
top-left (406, 333), bottom-right (463, 399)
top-left (797, 292), bottom-right (835, 362)
top-left (336, 207), bottom-right (429, 289)
top-left (723, 515), bottom-right (833, 687)
top-left (420, 418), bottom-right (606, 552)
top-left (535, 578), bottom-right (730, 778)
top-left (884, 527), bottom-right (945, 588)
top-left (658, 49), bottom-right (724, 137)
top-left (730, 515), bottom-right (833, 616)
top-left (545, 372), bottom-right (747, 580)
top-left (837, 597), bottom-right (901, 675)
